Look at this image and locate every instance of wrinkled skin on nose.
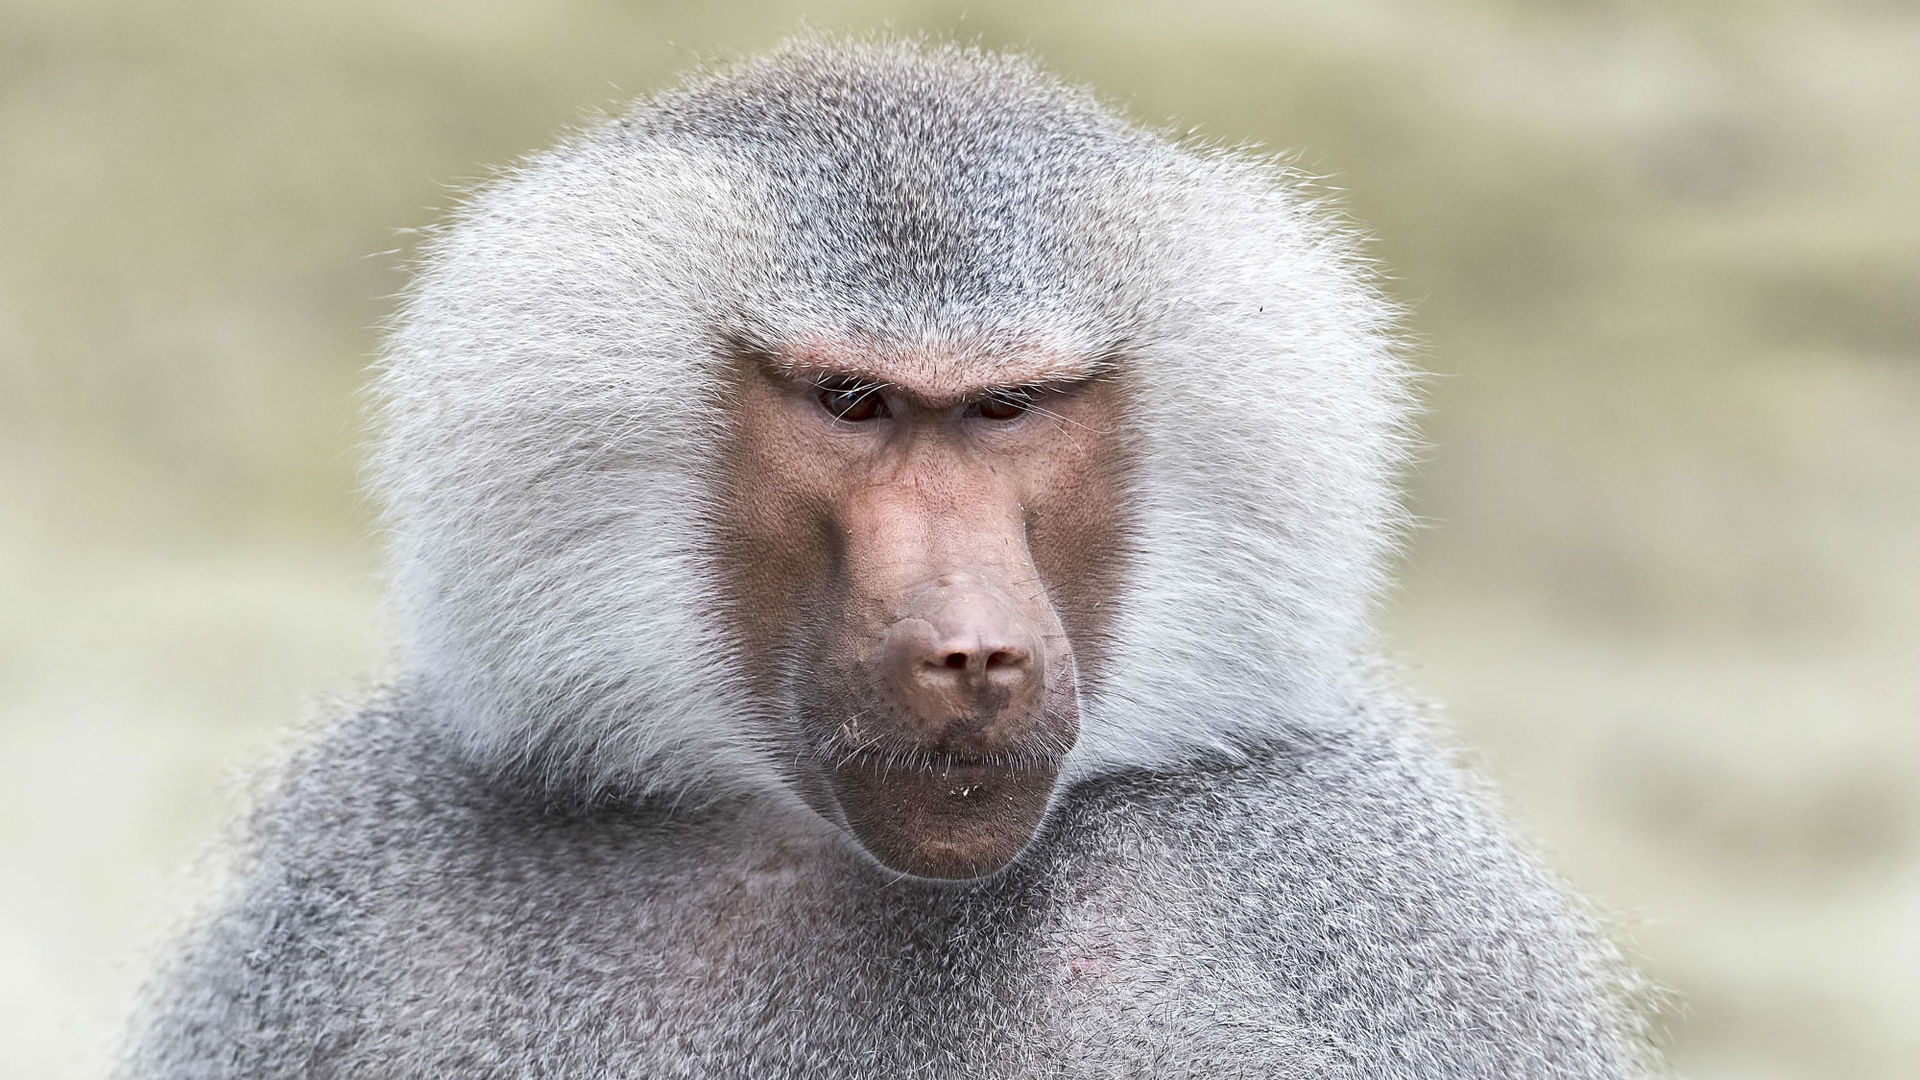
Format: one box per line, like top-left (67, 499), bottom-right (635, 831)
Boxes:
top-left (714, 344), bottom-right (1130, 881)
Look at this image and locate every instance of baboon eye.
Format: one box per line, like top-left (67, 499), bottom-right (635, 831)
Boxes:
top-left (970, 388), bottom-right (1035, 422)
top-left (816, 378), bottom-right (889, 422)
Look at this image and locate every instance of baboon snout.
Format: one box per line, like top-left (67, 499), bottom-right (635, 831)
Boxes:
top-left (808, 484), bottom-right (1085, 880)
top-left (879, 577), bottom-right (1045, 735)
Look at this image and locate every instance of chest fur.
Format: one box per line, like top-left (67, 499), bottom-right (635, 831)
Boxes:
top-left (349, 823), bottom-right (1311, 1078)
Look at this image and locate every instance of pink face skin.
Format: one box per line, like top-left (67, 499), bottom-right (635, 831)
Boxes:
top-left (714, 338), bottom-right (1133, 880)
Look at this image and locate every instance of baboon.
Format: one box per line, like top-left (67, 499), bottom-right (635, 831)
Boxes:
top-left (122, 36), bottom-right (1655, 1079)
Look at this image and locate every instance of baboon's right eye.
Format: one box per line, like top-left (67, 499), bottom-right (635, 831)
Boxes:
top-left (816, 378), bottom-right (889, 423)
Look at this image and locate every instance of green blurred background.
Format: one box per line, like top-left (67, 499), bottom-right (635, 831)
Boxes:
top-left (2, 1), bottom-right (1915, 1076)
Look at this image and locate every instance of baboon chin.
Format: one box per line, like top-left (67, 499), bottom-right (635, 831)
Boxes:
top-left (828, 759), bottom-right (1064, 880)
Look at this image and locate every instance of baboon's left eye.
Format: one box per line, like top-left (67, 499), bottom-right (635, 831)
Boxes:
top-left (816, 378), bottom-right (889, 422)
top-left (971, 389), bottom-right (1034, 422)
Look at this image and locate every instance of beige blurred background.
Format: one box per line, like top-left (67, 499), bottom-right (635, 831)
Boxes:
top-left (2, 1), bottom-right (1915, 1076)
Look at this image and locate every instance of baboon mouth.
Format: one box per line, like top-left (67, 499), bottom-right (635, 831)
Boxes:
top-left (829, 746), bottom-right (1061, 777)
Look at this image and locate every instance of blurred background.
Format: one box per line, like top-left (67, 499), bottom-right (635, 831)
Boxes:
top-left (2, 1), bottom-right (1915, 1076)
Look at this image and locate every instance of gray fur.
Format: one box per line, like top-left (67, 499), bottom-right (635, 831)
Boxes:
top-left (122, 36), bottom-right (1654, 1078)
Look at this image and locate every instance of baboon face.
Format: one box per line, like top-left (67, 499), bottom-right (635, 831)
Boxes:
top-left (717, 338), bottom-right (1131, 880)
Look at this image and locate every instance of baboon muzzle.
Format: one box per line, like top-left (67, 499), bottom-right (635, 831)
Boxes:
top-left (815, 493), bottom-right (1080, 879)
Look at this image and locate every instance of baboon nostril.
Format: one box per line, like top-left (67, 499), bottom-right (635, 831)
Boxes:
top-left (943, 652), bottom-right (968, 670)
top-left (985, 650), bottom-right (1016, 669)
